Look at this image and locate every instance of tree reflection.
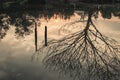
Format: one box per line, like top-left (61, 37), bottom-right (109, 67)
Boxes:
top-left (0, 7), bottom-right (74, 39)
top-left (0, 14), bottom-right (10, 40)
top-left (100, 5), bottom-right (120, 19)
top-left (0, 5), bottom-right (74, 52)
top-left (14, 17), bottom-right (33, 38)
top-left (0, 4), bottom-right (120, 39)
top-left (0, 2), bottom-right (120, 80)
top-left (37, 5), bottom-right (120, 80)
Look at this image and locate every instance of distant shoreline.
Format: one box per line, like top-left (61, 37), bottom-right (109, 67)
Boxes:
top-left (0, 3), bottom-right (120, 11)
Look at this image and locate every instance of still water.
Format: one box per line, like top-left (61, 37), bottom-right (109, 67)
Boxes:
top-left (0, 6), bottom-right (120, 80)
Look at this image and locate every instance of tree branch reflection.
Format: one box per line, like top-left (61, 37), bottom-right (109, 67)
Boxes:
top-left (37, 7), bottom-right (120, 80)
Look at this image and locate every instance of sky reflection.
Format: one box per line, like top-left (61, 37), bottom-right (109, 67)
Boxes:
top-left (0, 12), bottom-right (120, 80)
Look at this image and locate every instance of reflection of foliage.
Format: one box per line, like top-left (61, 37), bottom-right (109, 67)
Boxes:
top-left (100, 7), bottom-right (112, 19)
top-left (100, 5), bottom-right (120, 19)
top-left (0, 4), bottom-right (120, 40)
top-left (0, 14), bottom-right (10, 39)
top-left (0, 3), bottom-right (74, 38)
top-left (112, 6), bottom-right (120, 18)
top-left (38, 11), bottom-right (120, 80)
top-left (14, 17), bottom-right (33, 38)
top-left (78, 0), bottom-right (119, 4)
top-left (45, 0), bottom-right (70, 9)
top-left (8, 11), bottom-right (34, 38)
top-left (0, 8), bottom-right (74, 39)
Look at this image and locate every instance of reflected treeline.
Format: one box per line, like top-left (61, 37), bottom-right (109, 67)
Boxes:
top-left (100, 5), bottom-right (120, 19)
top-left (0, 5), bottom-right (120, 40)
top-left (0, 8), bottom-right (74, 40)
top-left (76, 4), bottom-right (120, 19)
top-left (0, 4), bottom-right (120, 53)
top-left (0, 14), bottom-right (10, 39)
top-left (78, 0), bottom-right (120, 4)
top-left (0, 0), bottom-right (70, 10)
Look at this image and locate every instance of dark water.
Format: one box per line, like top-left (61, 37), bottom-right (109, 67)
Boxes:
top-left (0, 4), bottom-right (120, 80)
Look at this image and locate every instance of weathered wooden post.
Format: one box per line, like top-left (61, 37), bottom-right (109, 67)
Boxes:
top-left (45, 26), bottom-right (47, 46)
top-left (35, 21), bottom-right (38, 51)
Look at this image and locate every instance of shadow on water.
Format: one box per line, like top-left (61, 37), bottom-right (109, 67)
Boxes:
top-left (0, 3), bottom-right (120, 80)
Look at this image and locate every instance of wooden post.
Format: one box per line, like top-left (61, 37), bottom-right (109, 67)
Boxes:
top-left (45, 26), bottom-right (47, 46)
top-left (35, 21), bottom-right (38, 51)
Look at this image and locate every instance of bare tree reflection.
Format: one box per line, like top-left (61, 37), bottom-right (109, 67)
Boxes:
top-left (37, 8), bottom-right (120, 80)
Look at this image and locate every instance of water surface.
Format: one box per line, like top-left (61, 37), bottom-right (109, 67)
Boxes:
top-left (0, 6), bottom-right (120, 80)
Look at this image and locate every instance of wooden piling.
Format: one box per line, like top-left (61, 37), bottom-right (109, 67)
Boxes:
top-left (45, 26), bottom-right (47, 46)
top-left (35, 21), bottom-right (38, 51)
